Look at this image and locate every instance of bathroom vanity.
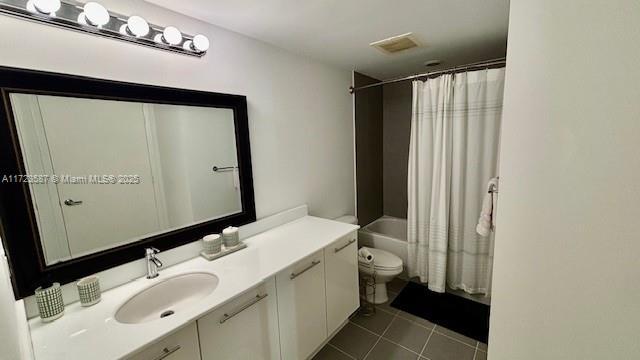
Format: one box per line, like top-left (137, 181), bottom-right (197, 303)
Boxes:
top-left (27, 216), bottom-right (359, 359)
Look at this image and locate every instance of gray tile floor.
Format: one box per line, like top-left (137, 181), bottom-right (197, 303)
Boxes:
top-left (313, 279), bottom-right (488, 360)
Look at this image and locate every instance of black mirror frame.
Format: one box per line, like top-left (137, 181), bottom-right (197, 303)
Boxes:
top-left (0, 66), bottom-right (256, 299)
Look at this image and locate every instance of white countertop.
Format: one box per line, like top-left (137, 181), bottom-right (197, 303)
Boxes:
top-left (28, 216), bottom-right (359, 360)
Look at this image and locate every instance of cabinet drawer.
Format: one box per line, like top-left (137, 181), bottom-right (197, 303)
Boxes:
top-left (276, 250), bottom-right (327, 360)
top-left (127, 323), bottom-right (200, 360)
top-left (198, 278), bottom-right (280, 360)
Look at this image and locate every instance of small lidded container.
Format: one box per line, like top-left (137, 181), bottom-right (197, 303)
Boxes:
top-left (222, 226), bottom-right (240, 248)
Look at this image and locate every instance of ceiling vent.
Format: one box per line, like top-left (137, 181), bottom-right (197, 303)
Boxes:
top-left (370, 33), bottom-right (420, 54)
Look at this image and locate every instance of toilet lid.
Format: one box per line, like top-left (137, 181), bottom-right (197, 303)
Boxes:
top-left (359, 248), bottom-right (403, 270)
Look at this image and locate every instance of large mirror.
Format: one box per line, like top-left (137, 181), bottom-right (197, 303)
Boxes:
top-left (11, 94), bottom-right (242, 265)
top-left (0, 67), bottom-right (255, 298)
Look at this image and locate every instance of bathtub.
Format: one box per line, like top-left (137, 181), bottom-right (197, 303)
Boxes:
top-left (358, 216), bottom-right (408, 266)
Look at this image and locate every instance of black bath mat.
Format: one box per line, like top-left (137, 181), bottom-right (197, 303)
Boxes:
top-left (390, 281), bottom-right (490, 343)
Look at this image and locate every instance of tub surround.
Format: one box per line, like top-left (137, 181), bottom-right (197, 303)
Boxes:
top-left (28, 216), bottom-right (359, 360)
top-left (354, 72), bottom-right (383, 226)
top-left (382, 81), bottom-right (412, 219)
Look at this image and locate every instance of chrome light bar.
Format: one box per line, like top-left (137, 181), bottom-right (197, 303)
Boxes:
top-left (0, 0), bottom-right (209, 57)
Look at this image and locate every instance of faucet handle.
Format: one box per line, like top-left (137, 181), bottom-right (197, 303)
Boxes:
top-left (146, 247), bottom-right (160, 255)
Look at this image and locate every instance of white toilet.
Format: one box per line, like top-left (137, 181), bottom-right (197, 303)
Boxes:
top-left (358, 247), bottom-right (403, 304)
top-left (333, 215), bottom-right (404, 305)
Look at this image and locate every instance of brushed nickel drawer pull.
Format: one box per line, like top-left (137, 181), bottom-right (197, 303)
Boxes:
top-left (334, 239), bottom-right (356, 253)
top-left (152, 345), bottom-right (181, 360)
top-left (290, 260), bottom-right (321, 280)
top-left (220, 293), bottom-right (268, 324)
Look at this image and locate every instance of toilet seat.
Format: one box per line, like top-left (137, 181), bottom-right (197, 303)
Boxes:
top-left (358, 248), bottom-right (403, 272)
top-left (359, 265), bottom-right (402, 277)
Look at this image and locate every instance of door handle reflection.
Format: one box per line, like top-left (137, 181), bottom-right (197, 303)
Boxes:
top-left (64, 199), bottom-right (83, 206)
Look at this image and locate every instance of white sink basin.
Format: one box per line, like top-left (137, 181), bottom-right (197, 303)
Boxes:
top-left (115, 272), bottom-right (219, 324)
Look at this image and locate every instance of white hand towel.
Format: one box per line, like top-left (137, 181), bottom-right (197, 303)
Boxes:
top-left (476, 177), bottom-right (499, 237)
top-left (358, 247), bottom-right (374, 264)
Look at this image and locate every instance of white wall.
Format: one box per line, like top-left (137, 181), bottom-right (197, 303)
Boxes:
top-left (489, 0), bottom-right (640, 359)
top-left (0, 0), bottom-right (354, 220)
top-left (0, 240), bottom-right (32, 360)
top-left (0, 243), bottom-right (22, 360)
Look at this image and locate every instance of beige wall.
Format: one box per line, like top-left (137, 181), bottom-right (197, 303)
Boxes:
top-left (489, 0), bottom-right (640, 358)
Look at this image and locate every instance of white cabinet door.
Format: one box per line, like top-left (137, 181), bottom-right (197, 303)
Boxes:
top-left (276, 250), bottom-right (327, 360)
top-left (198, 278), bottom-right (280, 360)
top-left (324, 231), bottom-right (360, 335)
top-left (127, 323), bottom-right (200, 360)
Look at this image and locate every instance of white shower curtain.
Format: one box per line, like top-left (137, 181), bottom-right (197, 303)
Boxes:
top-left (407, 68), bottom-right (505, 295)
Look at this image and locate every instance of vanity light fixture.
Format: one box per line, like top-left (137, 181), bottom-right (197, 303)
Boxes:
top-left (119, 15), bottom-right (149, 37)
top-left (0, 0), bottom-right (208, 57)
top-left (26, 0), bottom-right (60, 15)
top-left (78, 2), bottom-right (109, 27)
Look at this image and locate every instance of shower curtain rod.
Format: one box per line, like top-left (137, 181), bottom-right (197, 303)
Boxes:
top-left (349, 57), bottom-right (506, 93)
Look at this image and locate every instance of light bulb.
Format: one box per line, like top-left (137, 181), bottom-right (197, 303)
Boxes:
top-left (183, 34), bottom-right (209, 53)
top-left (119, 15), bottom-right (149, 37)
top-left (192, 34), bottom-right (209, 52)
top-left (160, 26), bottom-right (182, 46)
top-left (78, 2), bottom-right (109, 27)
top-left (27, 0), bottom-right (61, 15)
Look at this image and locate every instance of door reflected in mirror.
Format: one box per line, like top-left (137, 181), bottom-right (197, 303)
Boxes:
top-left (10, 94), bottom-right (242, 265)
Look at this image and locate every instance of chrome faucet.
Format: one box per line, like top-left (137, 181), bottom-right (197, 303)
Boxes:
top-left (145, 247), bottom-right (163, 279)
